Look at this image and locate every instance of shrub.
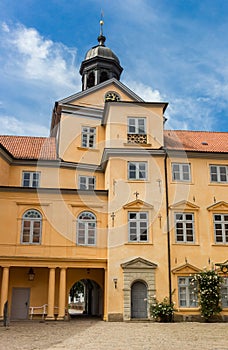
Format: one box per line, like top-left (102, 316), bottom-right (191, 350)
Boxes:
top-left (192, 269), bottom-right (223, 321)
top-left (150, 297), bottom-right (175, 322)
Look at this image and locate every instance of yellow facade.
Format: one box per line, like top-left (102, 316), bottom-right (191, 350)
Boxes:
top-left (0, 50), bottom-right (228, 323)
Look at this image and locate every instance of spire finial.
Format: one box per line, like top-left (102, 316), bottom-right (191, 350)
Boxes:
top-left (98, 11), bottom-right (106, 46)
top-left (100, 10), bottom-right (104, 35)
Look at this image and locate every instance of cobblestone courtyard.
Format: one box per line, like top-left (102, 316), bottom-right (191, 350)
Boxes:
top-left (0, 319), bottom-right (228, 350)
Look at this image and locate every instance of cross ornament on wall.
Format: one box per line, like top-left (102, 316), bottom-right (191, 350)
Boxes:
top-left (134, 191), bottom-right (139, 200)
top-left (111, 212), bottom-right (115, 227)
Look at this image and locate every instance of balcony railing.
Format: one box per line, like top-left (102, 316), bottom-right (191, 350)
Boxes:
top-left (127, 133), bottom-right (147, 144)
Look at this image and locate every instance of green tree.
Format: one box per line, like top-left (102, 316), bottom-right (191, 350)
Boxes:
top-left (70, 281), bottom-right (84, 302)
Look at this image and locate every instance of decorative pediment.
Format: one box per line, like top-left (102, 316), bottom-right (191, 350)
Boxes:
top-left (169, 200), bottom-right (199, 211)
top-left (121, 257), bottom-right (157, 269)
top-left (58, 78), bottom-right (143, 105)
top-left (172, 263), bottom-right (201, 274)
top-left (207, 201), bottom-right (228, 211)
top-left (123, 199), bottom-right (154, 210)
top-left (215, 259), bottom-right (228, 273)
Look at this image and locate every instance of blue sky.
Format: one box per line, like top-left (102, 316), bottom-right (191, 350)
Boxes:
top-left (0, 0), bottom-right (228, 136)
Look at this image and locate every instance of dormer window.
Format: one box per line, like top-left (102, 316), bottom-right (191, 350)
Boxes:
top-left (127, 117), bottom-right (147, 144)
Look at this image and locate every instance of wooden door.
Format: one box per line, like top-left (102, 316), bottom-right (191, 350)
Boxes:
top-left (131, 281), bottom-right (147, 318)
top-left (11, 288), bottom-right (30, 320)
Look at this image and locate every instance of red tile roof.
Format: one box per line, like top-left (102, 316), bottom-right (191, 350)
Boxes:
top-left (0, 131), bottom-right (227, 160)
top-left (0, 136), bottom-right (57, 160)
top-left (164, 130), bottom-right (228, 153)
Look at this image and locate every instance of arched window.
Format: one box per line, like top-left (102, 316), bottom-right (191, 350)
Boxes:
top-left (100, 71), bottom-right (109, 83)
top-left (77, 211), bottom-right (96, 246)
top-left (21, 209), bottom-right (42, 244)
top-left (87, 72), bottom-right (95, 88)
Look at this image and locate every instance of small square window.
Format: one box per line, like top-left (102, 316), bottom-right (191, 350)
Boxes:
top-left (128, 162), bottom-right (147, 180)
top-left (79, 176), bottom-right (96, 190)
top-left (22, 172), bottom-right (40, 188)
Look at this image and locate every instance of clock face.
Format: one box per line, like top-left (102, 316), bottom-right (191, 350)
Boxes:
top-left (105, 91), bottom-right (120, 102)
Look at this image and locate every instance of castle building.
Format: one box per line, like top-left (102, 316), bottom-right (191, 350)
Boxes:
top-left (0, 22), bottom-right (227, 322)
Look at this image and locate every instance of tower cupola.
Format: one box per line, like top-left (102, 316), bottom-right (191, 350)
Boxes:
top-left (79, 20), bottom-right (123, 91)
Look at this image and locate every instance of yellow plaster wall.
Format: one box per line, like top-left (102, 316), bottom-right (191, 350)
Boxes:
top-left (105, 104), bottom-right (164, 149)
top-left (0, 190), bottom-right (108, 260)
top-left (58, 114), bottom-right (105, 164)
top-left (0, 157), bottom-right (10, 185)
top-left (167, 155), bottom-right (228, 309)
top-left (70, 84), bottom-right (135, 108)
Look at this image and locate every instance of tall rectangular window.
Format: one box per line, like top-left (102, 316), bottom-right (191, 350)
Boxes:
top-left (128, 212), bottom-right (148, 242)
top-left (21, 210), bottom-right (42, 244)
top-left (172, 163), bottom-right (191, 181)
top-left (213, 214), bottom-right (228, 244)
top-left (175, 213), bottom-right (195, 243)
top-left (178, 277), bottom-right (198, 307)
top-left (221, 277), bottom-right (228, 308)
top-left (79, 176), bottom-right (96, 190)
top-left (128, 162), bottom-right (147, 180)
top-left (22, 172), bottom-right (40, 187)
top-left (81, 127), bottom-right (96, 148)
top-left (127, 118), bottom-right (147, 144)
top-left (210, 165), bottom-right (228, 183)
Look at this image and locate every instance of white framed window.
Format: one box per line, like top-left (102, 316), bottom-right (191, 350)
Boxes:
top-left (128, 118), bottom-right (146, 134)
top-left (77, 211), bottom-right (96, 246)
top-left (210, 165), bottom-right (228, 183)
top-left (172, 163), bottom-right (191, 181)
top-left (221, 277), bottom-right (228, 308)
top-left (178, 276), bottom-right (198, 308)
top-left (213, 214), bottom-right (228, 244)
top-left (175, 213), bottom-right (195, 243)
top-left (128, 212), bottom-right (148, 242)
top-left (21, 209), bottom-right (42, 244)
top-left (79, 176), bottom-right (96, 190)
top-left (22, 172), bottom-right (40, 187)
top-left (81, 127), bottom-right (96, 148)
top-left (128, 162), bottom-right (147, 180)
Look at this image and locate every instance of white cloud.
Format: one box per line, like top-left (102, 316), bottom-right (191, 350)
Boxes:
top-left (0, 22), bottom-right (81, 136)
top-left (165, 97), bottom-right (215, 131)
top-left (0, 115), bottom-right (49, 136)
top-left (1, 22), bottom-right (81, 94)
top-left (123, 79), bottom-right (164, 102)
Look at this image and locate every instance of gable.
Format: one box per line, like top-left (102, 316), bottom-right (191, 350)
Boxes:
top-left (207, 201), bottom-right (228, 211)
top-left (123, 199), bottom-right (154, 210)
top-left (58, 78), bottom-right (144, 107)
top-left (169, 200), bottom-right (199, 211)
top-left (121, 257), bottom-right (157, 269)
top-left (172, 263), bottom-right (201, 274)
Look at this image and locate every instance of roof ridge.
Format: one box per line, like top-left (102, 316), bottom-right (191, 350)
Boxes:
top-left (0, 135), bottom-right (53, 139)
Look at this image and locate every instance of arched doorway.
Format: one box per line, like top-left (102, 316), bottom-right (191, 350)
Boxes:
top-left (131, 281), bottom-right (148, 319)
top-left (68, 279), bottom-right (102, 318)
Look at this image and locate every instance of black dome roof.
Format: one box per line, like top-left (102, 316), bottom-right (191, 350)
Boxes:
top-left (84, 34), bottom-right (120, 64)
